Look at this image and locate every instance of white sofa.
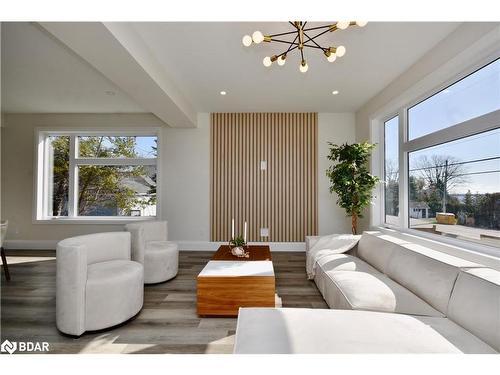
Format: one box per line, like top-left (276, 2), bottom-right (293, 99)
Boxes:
top-left (125, 221), bottom-right (178, 284)
top-left (56, 232), bottom-right (144, 336)
top-left (234, 231), bottom-right (500, 353)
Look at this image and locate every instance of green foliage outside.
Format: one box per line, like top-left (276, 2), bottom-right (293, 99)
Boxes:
top-left (326, 142), bottom-right (379, 234)
top-left (50, 136), bottom-right (156, 217)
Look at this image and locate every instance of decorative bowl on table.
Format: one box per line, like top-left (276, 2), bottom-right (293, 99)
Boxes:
top-left (229, 235), bottom-right (250, 258)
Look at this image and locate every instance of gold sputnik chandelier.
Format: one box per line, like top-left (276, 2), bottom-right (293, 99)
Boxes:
top-left (242, 21), bottom-right (367, 73)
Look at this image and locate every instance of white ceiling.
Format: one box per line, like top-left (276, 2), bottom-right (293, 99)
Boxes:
top-left (1, 22), bottom-right (146, 113)
top-left (2, 22), bottom-right (460, 114)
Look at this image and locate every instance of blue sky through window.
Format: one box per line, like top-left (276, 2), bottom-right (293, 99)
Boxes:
top-left (408, 59), bottom-right (500, 140)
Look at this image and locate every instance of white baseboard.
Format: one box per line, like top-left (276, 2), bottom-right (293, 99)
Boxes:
top-left (4, 240), bottom-right (58, 250)
top-left (4, 240), bottom-right (306, 252)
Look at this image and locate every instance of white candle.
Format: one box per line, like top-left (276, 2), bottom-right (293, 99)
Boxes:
top-left (231, 218), bottom-right (235, 240)
top-left (244, 221), bottom-right (247, 243)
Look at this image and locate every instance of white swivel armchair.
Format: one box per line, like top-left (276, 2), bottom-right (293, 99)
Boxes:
top-left (125, 221), bottom-right (178, 284)
top-left (56, 232), bottom-right (144, 336)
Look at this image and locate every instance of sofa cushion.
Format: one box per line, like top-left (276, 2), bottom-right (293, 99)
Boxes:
top-left (317, 253), bottom-right (379, 274)
top-left (144, 241), bottom-right (179, 284)
top-left (146, 240), bottom-right (178, 252)
top-left (314, 254), bottom-right (380, 297)
top-left (234, 308), bottom-right (496, 353)
top-left (356, 231), bottom-right (400, 273)
top-left (320, 270), bottom-right (443, 317)
top-left (448, 268), bottom-right (500, 352)
top-left (384, 240), bottom-right (479, 314)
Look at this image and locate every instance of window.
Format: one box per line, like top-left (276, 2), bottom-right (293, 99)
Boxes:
top-left (37, 132), bottom-right (159, 220)
top-left (384, 116), bottom-right (399, 225)
top-left (408, 58), bottom-right (500, 140)
top-left (378, 58), bottom-right (500, 251)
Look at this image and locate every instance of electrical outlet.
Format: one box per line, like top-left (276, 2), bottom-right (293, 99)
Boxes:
top-left (260, 227), bottom-right (269, 237)
top-left (260, 160), bottom-right (267, 170)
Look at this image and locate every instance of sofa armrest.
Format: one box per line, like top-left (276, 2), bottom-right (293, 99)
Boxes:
top-left (305, 236), bottom-right (321, 254)
top-left (56, 242), bottom-right (87, 336)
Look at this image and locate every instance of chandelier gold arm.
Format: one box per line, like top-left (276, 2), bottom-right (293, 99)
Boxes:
top-left (245, 21), bottom-right (367, 71)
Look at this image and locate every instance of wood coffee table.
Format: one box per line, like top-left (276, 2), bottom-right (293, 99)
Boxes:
top-left (197, 245), bottom-right (275, 316)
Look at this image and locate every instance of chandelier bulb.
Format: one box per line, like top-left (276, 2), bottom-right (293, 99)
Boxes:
top-left (242, 35), bottom-right (253, 47)
top-left (326, 52), bottom-right (337, 63)
top-left (356, 21), bottom-right (368, 27)
top-left (299, 60), bottom-right (309, 73)
top-left (336, 45), bottom-right (346, 57)
top-left (263, 56), bottom-right (272, 67)
top-left (277, 54), bottom-right (286, 66)
top-left (252, 31), bottom-right (265, 44)
top-left (336, 21), bottom-right (350, 30)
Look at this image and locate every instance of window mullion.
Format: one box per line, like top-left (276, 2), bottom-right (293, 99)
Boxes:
top-left (73, 158), bottom-right (157, 166)
top-left (43, 135), bottom-right (52, 218)
top-left (68, 136), bottom-right (78, 217)
top-left (398, 108), bottom-right (409, 229)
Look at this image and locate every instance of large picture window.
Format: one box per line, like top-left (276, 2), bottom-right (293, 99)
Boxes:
top-left (378, 57), bottom-right (500, 251)
top-left (37, 131), bottom-right (158, 220)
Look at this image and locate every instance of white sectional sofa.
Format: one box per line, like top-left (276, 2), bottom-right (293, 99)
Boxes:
top-left (233, 231), bottom-right (500, 353)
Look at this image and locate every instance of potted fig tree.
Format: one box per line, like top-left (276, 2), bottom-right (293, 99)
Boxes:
top-left (326, 142), bottom-right (379, 235)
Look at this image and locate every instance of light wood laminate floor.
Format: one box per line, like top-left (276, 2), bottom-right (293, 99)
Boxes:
top-left (0, 250), bottom-right (327, 354)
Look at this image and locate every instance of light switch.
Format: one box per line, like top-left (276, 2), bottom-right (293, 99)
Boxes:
top-left (260, 227), bottom-right (269, 237)
top-left (260, 160), bottom-right (267, 170)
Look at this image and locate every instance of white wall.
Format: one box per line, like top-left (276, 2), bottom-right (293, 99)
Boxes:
top-left (1, 112), bottom-right (354, 249)
top-left (317, 113), bottom-right (356, 235)
top-left (161, 113), bottom-right (210, 241)
top-left (355, 22), bottom-right (500, 232)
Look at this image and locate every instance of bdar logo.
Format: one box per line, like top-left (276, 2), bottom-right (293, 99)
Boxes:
top-left (1, 339), bottom-right (17, 354)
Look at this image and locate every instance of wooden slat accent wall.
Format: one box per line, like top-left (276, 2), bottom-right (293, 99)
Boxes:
top-left (210, 113), bottom-right (317, 242)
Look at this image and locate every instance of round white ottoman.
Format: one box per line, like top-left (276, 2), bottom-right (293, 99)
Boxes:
top-left (144, 241), bottom-right (179, 284)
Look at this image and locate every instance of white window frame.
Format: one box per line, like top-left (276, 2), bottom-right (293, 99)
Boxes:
top-left (34, 127), bottom-right (162, 224)
top-left (372, 53), bottom-right (500, 258)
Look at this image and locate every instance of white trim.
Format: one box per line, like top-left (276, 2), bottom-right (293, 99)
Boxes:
top-left (370, 116), bottom-right (384, 228)
top-left (36, 127), bottom-right (162, 136)
top-left (68, 134), bottom-right (77, 217)
top-left (398, 106), bottom-right (409, 229)
top-left (404, 110), bottom-right (500, 153)
top-left (4, 240), bottom-right (58, 250)
top-left (4, 240), bottom-right (306, 252)
top-left (73, 158), bottom-right (157, 166)
top-left (33, 216), bottom-right (157, 225)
